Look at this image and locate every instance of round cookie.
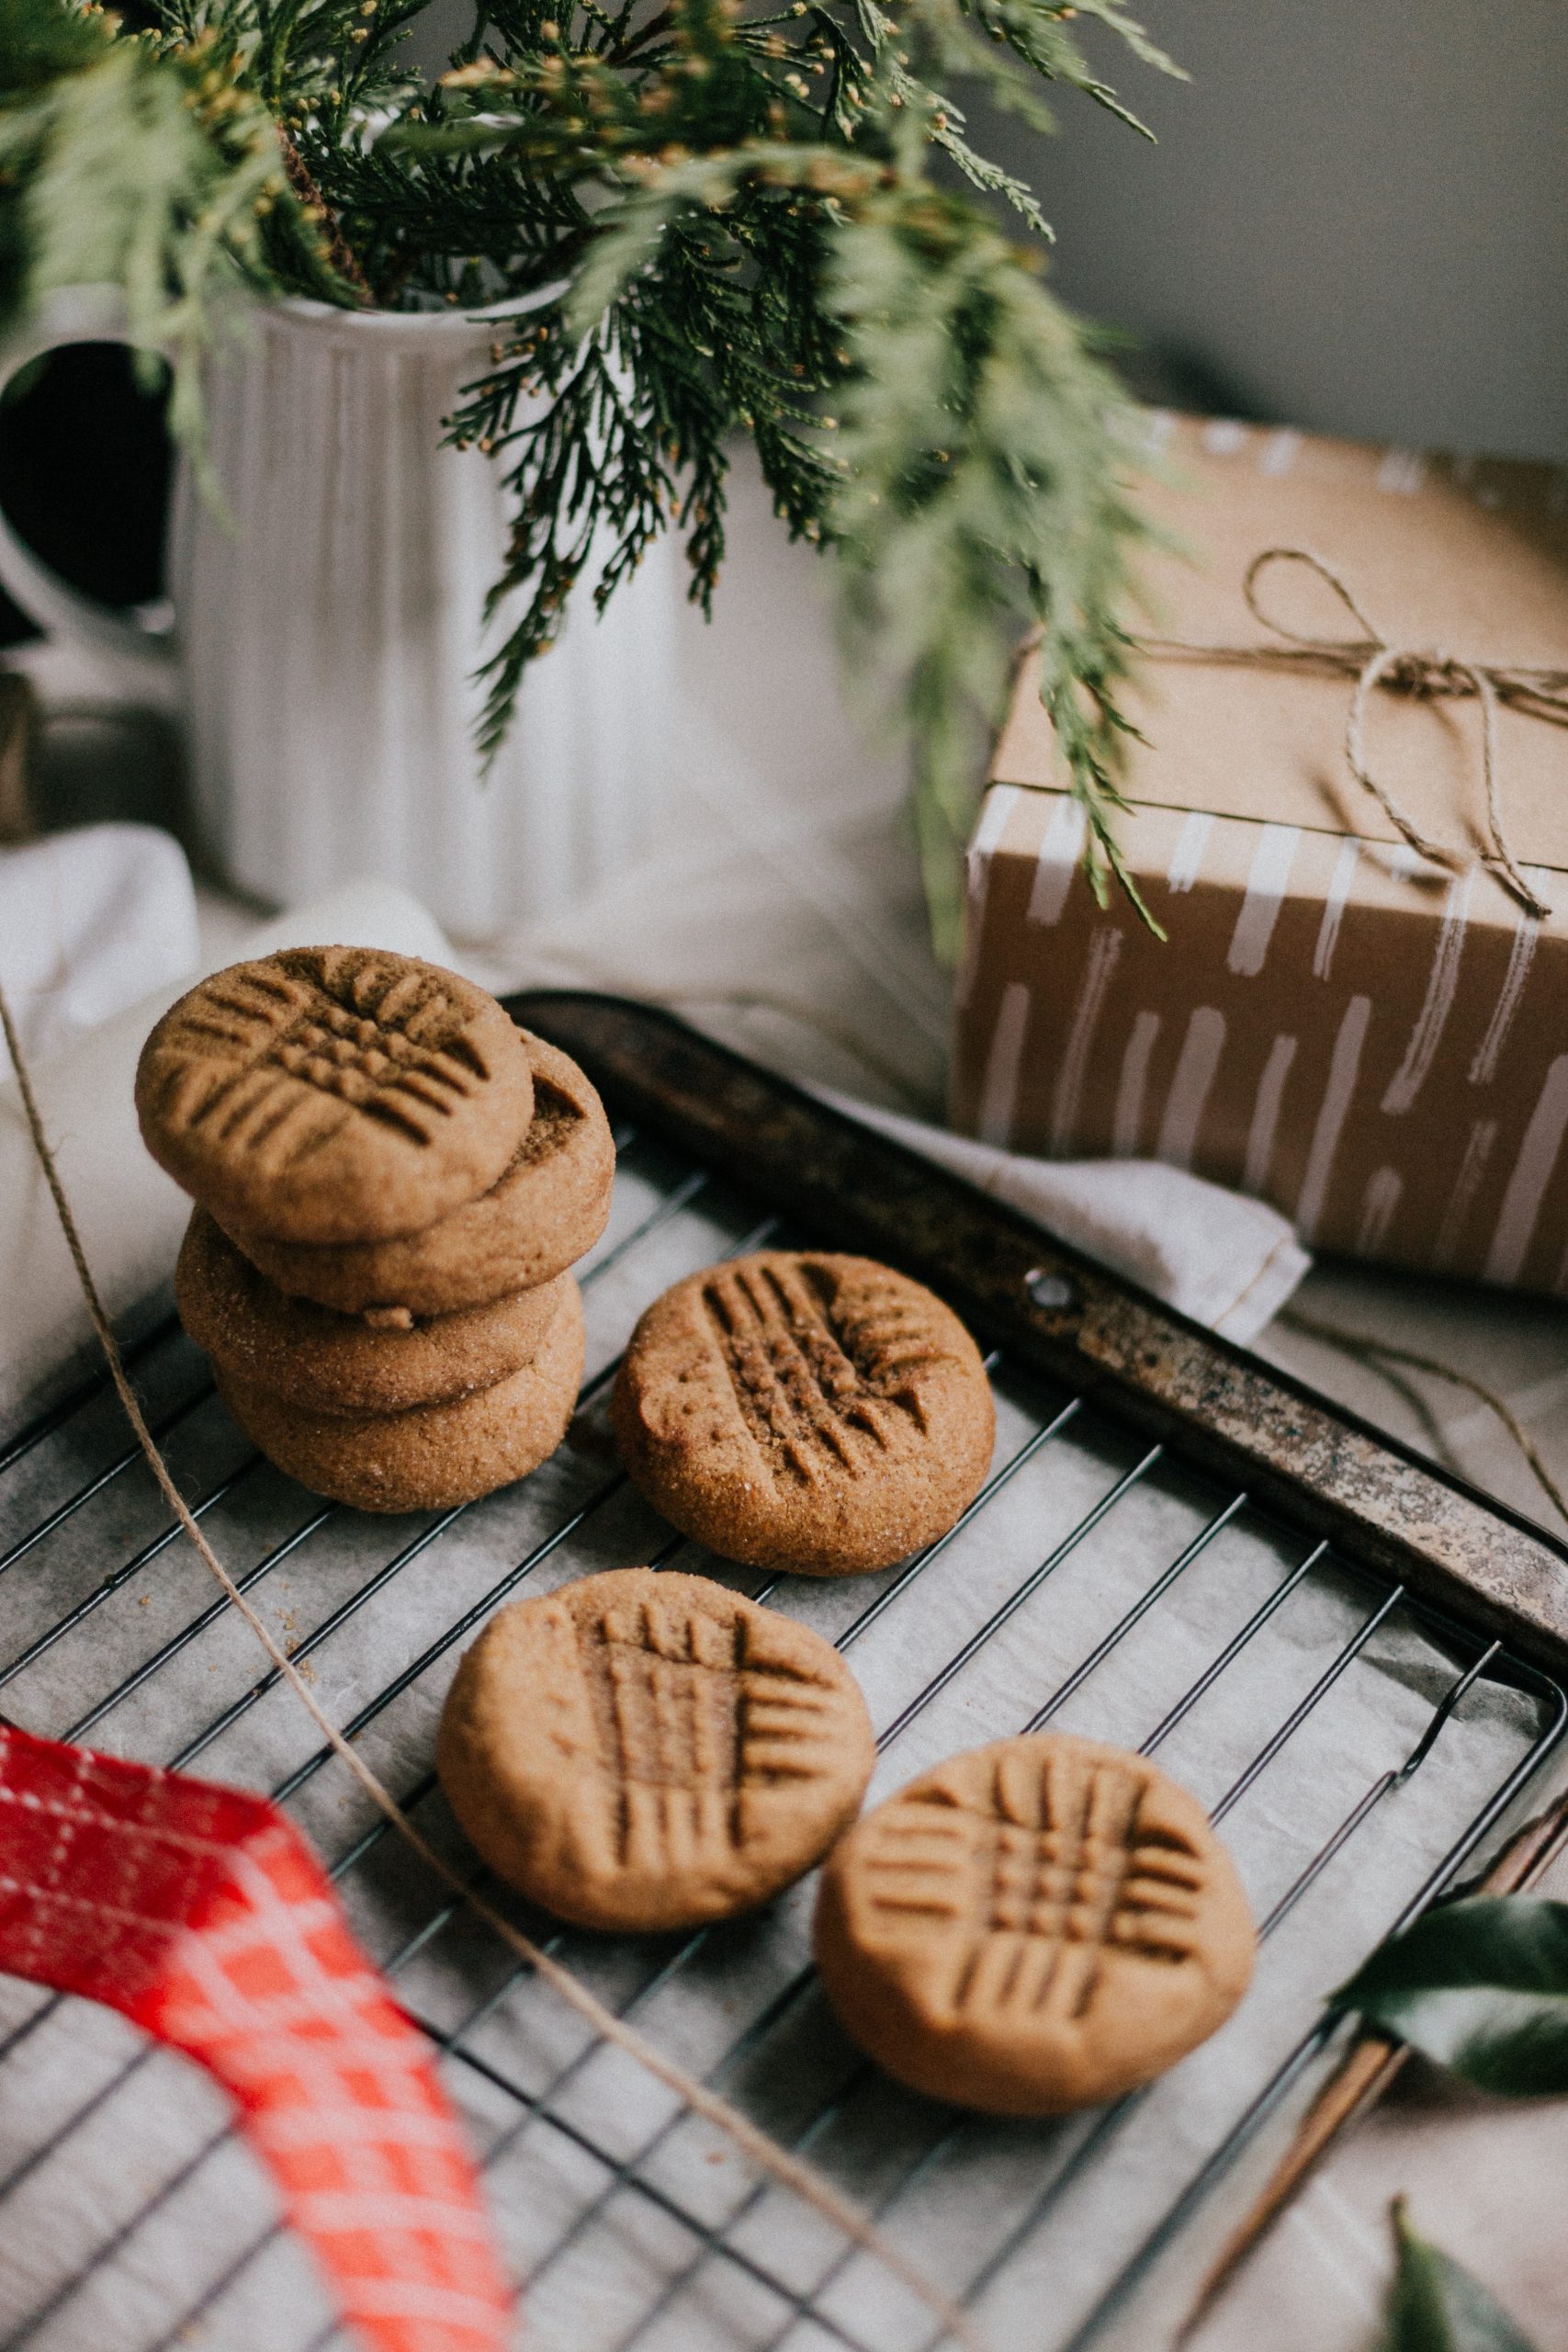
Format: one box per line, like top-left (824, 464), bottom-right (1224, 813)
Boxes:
top-left (215, 1277), bottom-right (584, 1511)
top-left (176, 1208), bottom-right (570, 1417)
top-left (136, 946), bottom-right (534, 1244)
top-left (220, 1032), bottom-right (615, 1316)
top-left (814, 1734), bottom-right (1255, 2116)
top-left (610, 1252), bottom-right (995, 1576)
top-left (437, 1566), bottom-right (875, 1932)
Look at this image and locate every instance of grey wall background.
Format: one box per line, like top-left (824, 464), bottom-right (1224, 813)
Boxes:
top-left (979, 0), bottom-right (1567, 458)
top-left (411, 1), bottom-right (1564, 454)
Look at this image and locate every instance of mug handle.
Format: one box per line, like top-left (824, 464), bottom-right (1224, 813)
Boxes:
top-left (0, 284), bottom-right (181, 706)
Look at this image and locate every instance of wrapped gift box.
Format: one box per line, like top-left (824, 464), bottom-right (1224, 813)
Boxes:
top-left (951, 416), bottom-right (1568, 1290)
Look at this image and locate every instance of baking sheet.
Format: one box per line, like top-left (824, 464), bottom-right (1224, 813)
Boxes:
top-left (0, 1131), bottom-right (1556, 2352)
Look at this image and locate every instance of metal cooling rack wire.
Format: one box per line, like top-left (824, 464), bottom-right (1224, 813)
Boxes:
top-left (0, 1385), bottom-right (218, 1579)
top-left (10, 1425), bottom-right (1539, 2352)
top-left (664, 1604), bottom-right (1555, 2352)
top-left (603, 1493), bottom-right (1267, 2352)
top-left (3, 1149), bottom-right (1563, 2352)
top-left (501, 1514), bottom-right (1563, 2352)
top-left (117, 1438), bottom-right (1269, 2352)
top-left (13, 1359), bottom-right (1073, 2352)
top-left (1048, 1644), bottom-right (1566, 2352)
top-left (84, 1374), bottom-right (1052, 2352)
top-left (0, 1187), bottom-right (815, 2343)
top-left (0, 1315), bottom-right (181, 1481)
top-left (20, 1413), bottom-right (1549, 2352)
top-left (0, 1453), bottom-right (279, 1692)
top-left (575, 1514), bottom-right (1318, 2351)
top-left (899, 1634), bottom-right (1565, 2352)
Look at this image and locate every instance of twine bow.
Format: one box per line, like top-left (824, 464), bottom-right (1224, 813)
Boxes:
top-left (1147, 547), bottom-right (1568, 922)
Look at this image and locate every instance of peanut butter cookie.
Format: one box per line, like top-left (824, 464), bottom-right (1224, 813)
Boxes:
top-left (611, 1252), bottom-right (994, 1576)
top-left (437, 1567), bottom-right (875, 1931)
top-left (136, 947), bottom-right (534, 1244)
top-left (814, 1734), bottom-right (1255, 2115)
top-left (220, 1032), bottom-right (614, 1316)
top-left (215, 1276), bottom-right (583, 1511)
top-left (177, 1208), bottom-right (570, 1417)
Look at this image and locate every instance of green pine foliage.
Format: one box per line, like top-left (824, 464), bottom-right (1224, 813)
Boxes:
top-left (0, 0), bottom-right (344, 447)
top-left (0, 0), bottom-right (1179, 947)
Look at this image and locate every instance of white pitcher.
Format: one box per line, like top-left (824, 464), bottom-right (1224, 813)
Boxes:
top-left (0, 286), bottom-right (678, 938)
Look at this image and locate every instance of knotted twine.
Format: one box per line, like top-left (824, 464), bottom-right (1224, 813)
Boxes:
top-left (0, 981), bottom-right (987, 2352)
top-left (1140, 547), bottom-right (1568, 921)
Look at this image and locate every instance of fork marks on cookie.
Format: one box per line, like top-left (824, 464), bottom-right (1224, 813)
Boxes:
top-left (700, 1257), bottom-right (936, 1485)
top-left (858, 1744), bottom-right (1210, 2022)
top-left (160, 961), bottom-right (490, 1166)
top-left (574, 1590), bottom-right (858, 1870)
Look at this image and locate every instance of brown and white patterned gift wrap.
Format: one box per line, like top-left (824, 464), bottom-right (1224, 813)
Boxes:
top-left (950, 417), bottom-right (1568, 1292)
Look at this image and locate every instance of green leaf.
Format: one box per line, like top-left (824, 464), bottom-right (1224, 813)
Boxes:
top-left (1330, 1897), bottom-right (1568, 2097)
top-left (1380, 2199), bottom-right (1539, 2352)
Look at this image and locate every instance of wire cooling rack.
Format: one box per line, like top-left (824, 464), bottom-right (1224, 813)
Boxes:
top-left (2, 991), bottom-right (1567, 2352)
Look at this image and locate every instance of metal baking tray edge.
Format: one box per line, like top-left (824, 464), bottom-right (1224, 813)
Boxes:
top-left (512, 989), bottom-right (1568, 1675)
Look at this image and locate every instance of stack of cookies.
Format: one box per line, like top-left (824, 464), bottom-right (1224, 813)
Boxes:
top-left (135, 945), bottom-right (615, 1513)
top-left (815, 1732), bottom-right (1256, 2114)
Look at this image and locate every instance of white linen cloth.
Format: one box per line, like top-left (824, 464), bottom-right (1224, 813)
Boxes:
top-left (0, 822), bottom-right (198, 1075)
top-left (0, 867), bottom-right (450, 1427)
top-left (817, 1090), bottom-right (1309, 1342)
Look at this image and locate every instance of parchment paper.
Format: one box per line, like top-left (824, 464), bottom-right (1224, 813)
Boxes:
top-left (0, 1142), bottom-right (1552, 2352)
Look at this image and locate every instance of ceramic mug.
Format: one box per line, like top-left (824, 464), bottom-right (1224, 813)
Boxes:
top-left (0, 286), bottom-right (677, 936)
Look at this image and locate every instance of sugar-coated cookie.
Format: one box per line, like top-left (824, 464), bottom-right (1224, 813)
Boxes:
top-left (221, 1032), bottom-right (614, 1315)
top-left (216, 1276), bottom-right (583, 1511)
top-left (610, 1252), bottom-right (994, 1576)
top-left (136, 947), bottom-right (533, 1244)
top-left (176, 1208), bottom-right (570, 1417)
top-left (814, 1735), bottom-right (1255, 2115)
top-left (437, 1567), bottom-right (875, 1931)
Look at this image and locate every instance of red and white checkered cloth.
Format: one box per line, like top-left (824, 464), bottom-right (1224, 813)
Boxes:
top-left (0, 1722), bottom-right (512, 2352)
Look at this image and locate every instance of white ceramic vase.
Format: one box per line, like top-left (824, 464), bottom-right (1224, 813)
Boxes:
top-left (0, 287), bottom-right (678, 937)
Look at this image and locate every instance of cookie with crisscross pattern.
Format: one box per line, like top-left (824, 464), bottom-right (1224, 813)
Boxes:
top-left (814, 1735), bottom-right (1254, 2113)
top-left (136, 947), bottom-right (533, 1243)
top-left (220, 1030), bottom-right (613, 1315)
top-left (437, 1567), bottom-right (875, 1930)
top-left (610, 1252), bottom-right (994, 1575)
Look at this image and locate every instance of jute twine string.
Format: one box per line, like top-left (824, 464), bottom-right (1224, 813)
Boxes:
top-left (1141, 546), bottom-right (1568, 922)
top-left (0, 982), bottom-right (987, 2352)
top-left (1280, 1305), bottom-right (1568, 1532)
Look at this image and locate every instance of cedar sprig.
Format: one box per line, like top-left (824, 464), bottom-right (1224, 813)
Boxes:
top-left (0, 0), bottom-right (346, 451)
top-left (825, 136), bottom-right (1159, 948)
top-left (0, 0), bottom-right (1179, 945)
top-left (558, 95), bottom-right (1156, 952)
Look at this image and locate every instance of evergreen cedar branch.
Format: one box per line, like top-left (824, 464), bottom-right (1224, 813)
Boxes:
top-left (0, 0), bottom-right (1179, 952)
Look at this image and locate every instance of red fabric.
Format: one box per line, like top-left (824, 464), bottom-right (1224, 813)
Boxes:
top-left (0, 1722), bottom-right (512, 2352)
